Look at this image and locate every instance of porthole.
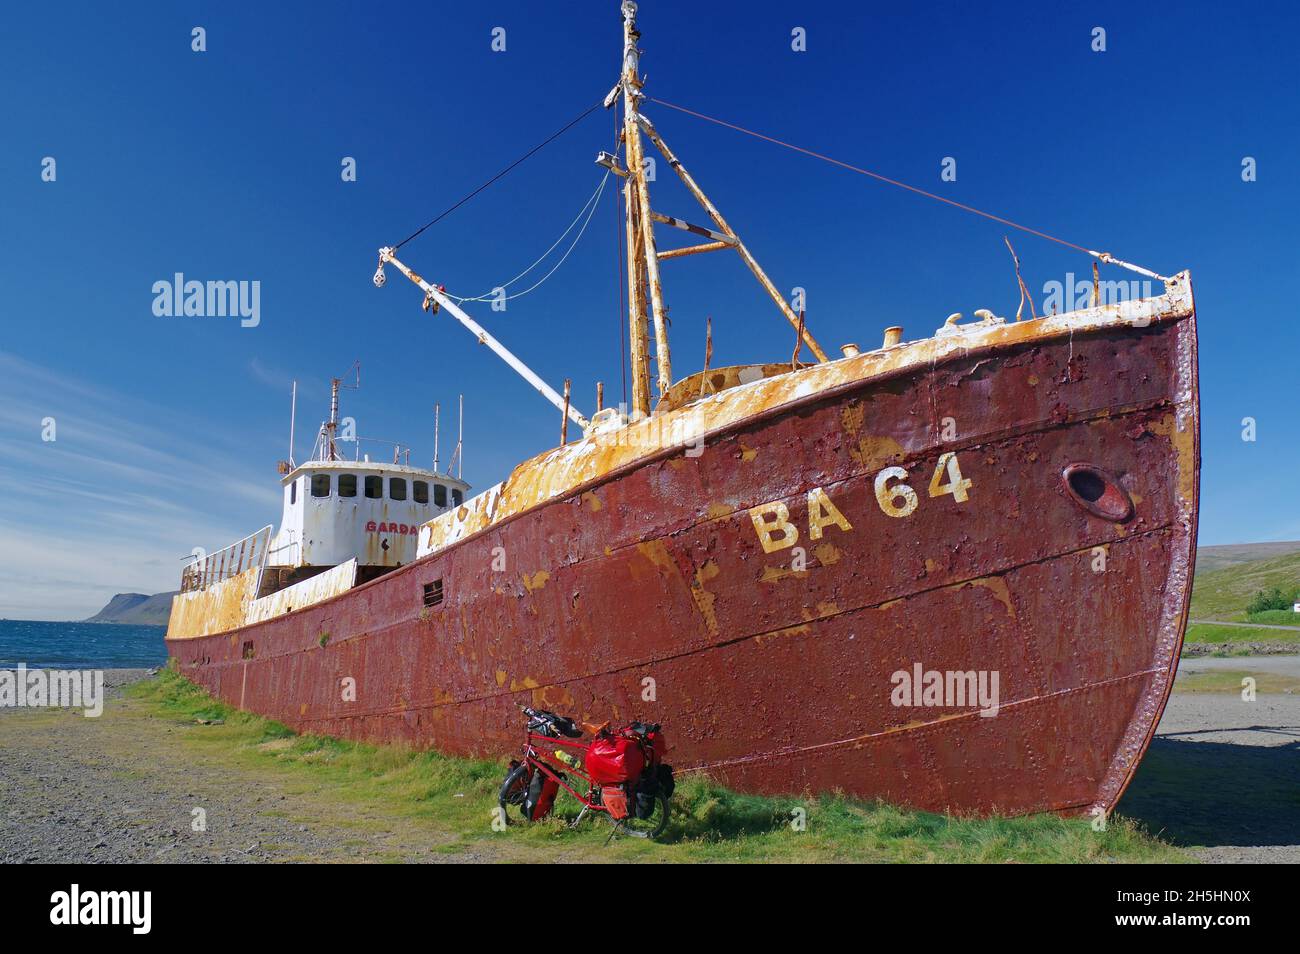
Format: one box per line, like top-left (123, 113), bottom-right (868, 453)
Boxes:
top-left (1062, 464), bottom-right (1133, 522)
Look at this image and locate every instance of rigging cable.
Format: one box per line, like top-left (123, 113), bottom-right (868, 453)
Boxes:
top-left (445, 170), bottom-right (611, 304)
top-left (393, 100), bottom-right (603, 251)
top-left (647, 96), bottom-right (1168, 275)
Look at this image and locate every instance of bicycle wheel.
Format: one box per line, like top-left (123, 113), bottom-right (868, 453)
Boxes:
top-left (497, 763), bottom-right (529, 825)
top-left (611, 793), bottom-right (671, 840)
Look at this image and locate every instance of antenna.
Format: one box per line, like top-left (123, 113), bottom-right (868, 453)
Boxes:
top-left (447, 394), bottom-right (464, 479)
top-left (324, 360), bottom-right (361, 461)
top-left (433, 402), bottom-right (440, 474)
top-left (288, 380), bottom-right (297, 467)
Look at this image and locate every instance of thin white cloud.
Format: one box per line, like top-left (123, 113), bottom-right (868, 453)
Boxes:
top-left (247, 356), bottom-right (327, 400)
top-left (0, 351), bottom-right (285, 619)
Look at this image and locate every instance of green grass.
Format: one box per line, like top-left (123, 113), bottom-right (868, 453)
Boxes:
top-left (1174, 669), bottom-right (1300, 694)
top-left (1244, 609), bottom-right (1300, 626)
top-left (1185, 622), bottom-right (1300, 647)
top-left (124, 668), bottom-right (1187, 863)
top-left (1190, 549), bottom-right (1300, 620)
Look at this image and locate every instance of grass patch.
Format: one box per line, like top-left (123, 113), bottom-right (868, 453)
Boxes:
top-left (1190, 550), bottom-right (1300, 620)
top-left (124, 669), bottom-right (1187, 863)
top-left (1185, 622), bottom-right (1300, 646)
top-left (141, 663), bottom-right (293, 737)
top-left (1174, 669), bottom-right (1300, 694)
top-left (1244, 609), bottom-right (1300, 626)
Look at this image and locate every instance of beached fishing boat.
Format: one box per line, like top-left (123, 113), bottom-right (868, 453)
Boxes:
top-left (166, 1), bottom-right (1198, 816)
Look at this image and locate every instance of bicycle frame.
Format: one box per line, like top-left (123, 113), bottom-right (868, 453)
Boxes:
top-left (520, 729), bottom-right (609, 817)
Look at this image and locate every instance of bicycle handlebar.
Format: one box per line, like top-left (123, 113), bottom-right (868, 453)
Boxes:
top-left (519, 705), bottom-right (658, 739)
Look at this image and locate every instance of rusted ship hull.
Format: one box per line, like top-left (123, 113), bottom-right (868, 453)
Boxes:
top-left (168, 293), bottom-right (1198, 816)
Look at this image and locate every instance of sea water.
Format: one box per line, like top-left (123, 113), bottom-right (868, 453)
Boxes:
top-left (0, 619), bottom-right (167, 669)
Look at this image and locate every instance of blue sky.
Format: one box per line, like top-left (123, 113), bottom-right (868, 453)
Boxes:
top-left (2, 0), bottom-right (1297, 619)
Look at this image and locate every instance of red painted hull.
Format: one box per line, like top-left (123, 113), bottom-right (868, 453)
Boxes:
top-left (169, 310), bottom-right (1198, 816)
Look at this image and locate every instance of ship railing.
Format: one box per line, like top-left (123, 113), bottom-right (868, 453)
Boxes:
top-left (266, 532), bottom-right (301, 566)
top-left (180, 525), bottom-right (274, 594)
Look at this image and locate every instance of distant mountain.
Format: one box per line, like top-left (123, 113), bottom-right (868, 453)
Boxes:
top-left (85, 592), bottom-right (176, 626)
top-left (1196, 541), bottom-right (1300, 574)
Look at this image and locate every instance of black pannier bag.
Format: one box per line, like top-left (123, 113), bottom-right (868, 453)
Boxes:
top-left (634, 763), bottom-right (675, 819)
top-left (524, 766), bottom-right (563, 820)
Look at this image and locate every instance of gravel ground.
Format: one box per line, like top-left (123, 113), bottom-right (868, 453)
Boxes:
top-left (0, 669), bottom-right (493, 863)
top-left (1118, 659), bottom-right (1300, 864)
top-left (2, 665), bottom-right (1296, 864)
top-left (1176, 654), bottom-right (1300, 677)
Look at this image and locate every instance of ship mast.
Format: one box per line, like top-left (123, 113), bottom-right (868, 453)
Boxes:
top-left (325, 376), bottom-right (341, 460)
top-left (372, 3), bottom-right (829, 435)
top-left (620, 0), bottom-right (663, 417)
top-left (616, 1), bottom-right (829, 419)
top-left (320, 360), bottom-right (360, 462)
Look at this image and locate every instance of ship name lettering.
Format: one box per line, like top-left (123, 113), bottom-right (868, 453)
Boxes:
top-left (748, 454), bottom-right (973, 551)
top-left (365, 520), bottom-right (418, 535)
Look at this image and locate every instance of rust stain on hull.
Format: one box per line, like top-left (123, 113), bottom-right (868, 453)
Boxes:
top-left (167, 567), bottom-right (261, 638)
top-left (167, 289), bottom-right (1199, 817)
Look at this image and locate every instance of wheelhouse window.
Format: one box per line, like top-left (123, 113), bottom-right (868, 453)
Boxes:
top-left (364, 475), bottom-right (382, 499)
top-left (390, 477), bottom-right (407, 501)
top-left (433, 483), bottom-right (447, 507)
top-left (311, 474), bottom-right (331, 497)
top-left (452, 488), bottom-right (463, 506)
top-left (290, 479), bottom-right (297, 504)
top-left (338, 474), bottom-right (357, 498)
top-left (414, 480), bottom-right (429, 504)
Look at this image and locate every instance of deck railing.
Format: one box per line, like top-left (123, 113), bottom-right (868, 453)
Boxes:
top-left (180, 525), bottom-right (274, 594)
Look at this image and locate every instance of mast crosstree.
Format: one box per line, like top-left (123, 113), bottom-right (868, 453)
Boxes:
top-left (615, 0), bottom-right (827, 419)
top-left (374, 1), bottom-right (828, 433)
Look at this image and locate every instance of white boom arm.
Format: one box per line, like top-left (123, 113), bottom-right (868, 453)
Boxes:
top-left (376, 247), bottom-right (589, 430)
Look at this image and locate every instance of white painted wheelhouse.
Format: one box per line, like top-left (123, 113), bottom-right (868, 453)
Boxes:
top-left (270, 459), bottom-right (468, 570)
top-left (167, 371), bottom-right (473, 639)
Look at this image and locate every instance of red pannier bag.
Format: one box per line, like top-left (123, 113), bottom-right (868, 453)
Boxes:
top-left (585, 732), bottom-right (646, 785)
top-left (602, 784), bottom-right (630, 820)
top-left (643, 728), bottom-right (666, 766)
